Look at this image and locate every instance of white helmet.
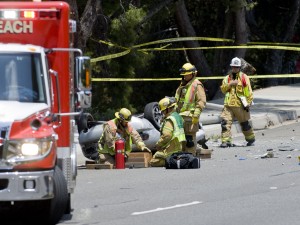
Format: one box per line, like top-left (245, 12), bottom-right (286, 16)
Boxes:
top-left (230, 57), bottom-right (241, 67)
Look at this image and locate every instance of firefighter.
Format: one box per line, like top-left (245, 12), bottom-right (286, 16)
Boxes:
top-left (98, 108), bottom-right (151, 165)
top-left (150, 97), bottom-right (186, 167)
top-left (175, 63), bottom-right (206, 155)
top-left (220, 57), bottom-right (255, 147)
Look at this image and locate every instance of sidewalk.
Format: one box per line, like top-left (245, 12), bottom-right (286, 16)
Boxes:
top-left (201, 83), bottom-right (300, 138)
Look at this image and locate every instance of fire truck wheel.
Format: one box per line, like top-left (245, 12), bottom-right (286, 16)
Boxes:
top-left (41, 166), bottom-right (69, 224)
top-left (21, 166), bottom-right (68, 225)
top-left (144, 102), bottom-right (162, 130)
top-left (65, 193), bottom-right (72, 214)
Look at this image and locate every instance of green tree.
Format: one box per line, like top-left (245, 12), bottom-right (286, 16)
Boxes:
top-left (71, 0), bottom-right (300, 118)
top-left (94, 6), bottom-right (153, 120)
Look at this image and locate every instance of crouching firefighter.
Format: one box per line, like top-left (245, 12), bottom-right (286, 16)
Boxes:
top-left (98, 108), bottom-right (151, 166)
top-left (220, 57), bottom-right (255, 147)
top-left (150, 97), bottom-right (186, 167)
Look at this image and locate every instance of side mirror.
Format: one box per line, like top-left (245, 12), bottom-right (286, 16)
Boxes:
top-left (76, 56), bottom-right (92, 91)
top-left (75, 56), bottom-right (92, 109)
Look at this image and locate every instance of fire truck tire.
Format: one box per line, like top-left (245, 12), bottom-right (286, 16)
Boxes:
top-left (65, 193), bottom-right (72, 214)
top-left (77, 113), bottom-right (94, 133)
top-left (41, 166), bottom-right (69, 225)
top-left (144, 102), bottom-right (162, 130)
top-left (20, 166), bottom-right (68, 225)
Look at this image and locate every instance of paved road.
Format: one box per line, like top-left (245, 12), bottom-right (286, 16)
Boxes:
top-left (58, 121), bottom-right (300, 225)
top-left (3, 84), bottom-right (299, 225)
top-left (76, 83), bottom-right (300, 166)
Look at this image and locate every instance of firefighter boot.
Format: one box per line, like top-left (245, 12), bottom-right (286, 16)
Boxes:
top-left (220, 142), bottom-right (234, 148)
top-left (246, 139), bottom-right (255, 146)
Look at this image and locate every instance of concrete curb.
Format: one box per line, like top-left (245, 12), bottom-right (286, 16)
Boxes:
top-left (201, 104), bottom-right (300, 139)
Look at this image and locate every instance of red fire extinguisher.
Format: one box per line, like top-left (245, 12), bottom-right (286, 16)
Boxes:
top-left (115, 138), bottom-right (125, 169)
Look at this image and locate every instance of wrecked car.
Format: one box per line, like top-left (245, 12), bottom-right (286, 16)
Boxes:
top-left (77, 102), bottom-right (208, 160)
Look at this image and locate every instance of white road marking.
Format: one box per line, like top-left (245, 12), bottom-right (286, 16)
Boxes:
top-left (270, 186), bottom-right (278, 190)
top-left (131, 201), bottom-right (202, 216)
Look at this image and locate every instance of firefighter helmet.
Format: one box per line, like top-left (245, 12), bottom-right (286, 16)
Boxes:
top-left (230, 57), bottom-right (241, 67)
top-left (115, 108), bottom-right (132, 122)
top-left (158, 97), bottom-right (176, 111)
top-left (179, 63), bottom-right (197, 76)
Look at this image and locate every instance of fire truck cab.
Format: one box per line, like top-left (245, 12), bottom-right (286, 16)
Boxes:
top-left (0, 2), bottom-right (91, 224)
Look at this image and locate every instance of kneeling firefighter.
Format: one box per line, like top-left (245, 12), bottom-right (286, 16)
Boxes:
top-left (150, 97), bottom-right (186, 167)
top-left (219, 57), bottom-right (255, 147)
top-left (175, 63), bottom-right (207, 155)
top-left (98, 108), bottom-right (151, 166)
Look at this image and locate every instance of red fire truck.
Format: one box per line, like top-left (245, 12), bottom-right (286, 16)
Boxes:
top-left (0, 1), bottom-right (91, 224)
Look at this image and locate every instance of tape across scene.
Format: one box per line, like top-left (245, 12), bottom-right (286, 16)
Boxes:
top-left (91, 37), bottom-right (300, 81)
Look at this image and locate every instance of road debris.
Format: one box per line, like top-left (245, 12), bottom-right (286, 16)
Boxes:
top-left (278, 146), bottom-right (294, 151)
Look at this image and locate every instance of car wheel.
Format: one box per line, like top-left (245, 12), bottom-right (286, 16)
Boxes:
top-left (77, 113), bottom-right (94, 133)
top-left (144, 102), bottom-right (162, 130)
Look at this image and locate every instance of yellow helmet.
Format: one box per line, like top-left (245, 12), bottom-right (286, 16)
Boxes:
top-left (179, 63), bottom-right (197, 76)
top-left (158, 97), bottom-right (176, 111)
top-left (115, 108), bottom-right (132, 122)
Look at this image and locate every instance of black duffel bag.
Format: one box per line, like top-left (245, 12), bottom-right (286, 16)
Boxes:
top-left (165, 152), bottom-right (200, 169)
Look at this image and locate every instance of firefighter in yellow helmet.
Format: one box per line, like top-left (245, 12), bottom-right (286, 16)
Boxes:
top-left (219, 57), bottom-right (255, 147)
top-left (150, 97), bottom-right (186, 167)
top-left (98, 108), bottom-right (151, 166)
top-left (175, 63), bottom-right (206, 155)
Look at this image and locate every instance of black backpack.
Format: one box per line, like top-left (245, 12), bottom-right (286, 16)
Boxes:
top-left (165, 152), bottom-right (200, 169)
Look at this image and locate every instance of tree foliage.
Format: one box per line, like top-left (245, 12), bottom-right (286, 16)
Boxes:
top-left (72, 0), bottom-right (300, 120)
top-left (92, 5), bottom-right (153, 120)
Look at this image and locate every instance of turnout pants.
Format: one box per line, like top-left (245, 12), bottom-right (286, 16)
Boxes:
top-left (99, 153), bottom-right (115, 165)
top-left (182, 116), bottom-right (198, 156)
top-left (220, 105), bottom-right (255, 143)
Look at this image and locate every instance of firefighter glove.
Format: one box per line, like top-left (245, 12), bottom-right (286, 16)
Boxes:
top-left (125, 153), bottom-right (129, 162)
top-left (154, 151), bottom-right (165, 159)
top-left (142, 146), bottom-right (151, 153)
top-left (192, 116), bottom-right (199, 124)
top-left (193, 108), bottom-right (202, 119)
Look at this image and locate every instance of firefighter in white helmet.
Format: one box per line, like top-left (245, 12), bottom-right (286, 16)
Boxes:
top-left (150, 97), bottom-right (186, 167)
top-left (219, 57), bottom-right (255, 147)
top-left (175, 63), bottom-right (206, 155)
top-left (98, 108), bottom-right (151, 165)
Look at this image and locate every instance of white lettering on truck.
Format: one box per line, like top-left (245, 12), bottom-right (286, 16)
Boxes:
top-left (0, 21), bottom-right (33, 33)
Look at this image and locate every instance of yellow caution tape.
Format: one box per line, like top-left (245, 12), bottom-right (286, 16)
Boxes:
top-left (132, 37), bottom-right (234, 48)
top-left (97, 37), bottom-right (234, 48)
top-left (92, 74), bottom-right (300, 82)
top-left (91, 44), bottom-right (300, 62)
top-left (140, 45), bottom-right (300, 52)
top-left (92, 77), bottom-right (181, 81)
top-left (91, 49), bottom-right (131, 63)
top-left (90, 37), bottom-right (300, 79)
top-left (247, 42), bottom-right (300, 47)
top-left (248, 74), bottom-right (300, 79)
top-left (92, 37), bottom-right (235, 62)
top-left (98, 40), bottom-right (129, 50)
